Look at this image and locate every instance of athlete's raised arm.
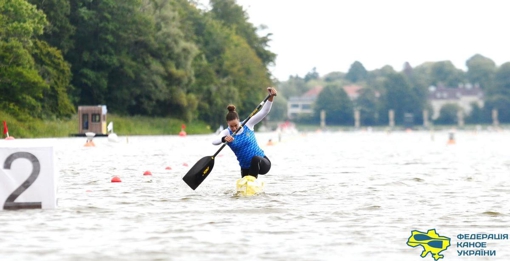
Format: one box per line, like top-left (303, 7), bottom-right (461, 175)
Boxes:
top-left (245, 87), bottom-right (277, 129)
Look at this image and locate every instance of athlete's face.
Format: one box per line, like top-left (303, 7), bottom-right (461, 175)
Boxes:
top-left (227, 119), bottom-right (240, 132)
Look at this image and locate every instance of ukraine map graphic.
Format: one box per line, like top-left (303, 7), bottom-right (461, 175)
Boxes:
top-left (407, 229), bottom-right (451, 260)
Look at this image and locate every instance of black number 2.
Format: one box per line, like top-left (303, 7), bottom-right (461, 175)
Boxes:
top-left (3, 152), bottom-right (42, 210)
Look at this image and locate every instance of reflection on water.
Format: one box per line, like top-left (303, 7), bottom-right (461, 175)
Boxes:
top-left (1, 130), bottom-right (510, 261)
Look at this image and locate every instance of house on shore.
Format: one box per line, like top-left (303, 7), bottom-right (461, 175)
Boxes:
top-left (287, 86), bottom-right (322, 119)
top-left (287, 85), bottom-right (364, 119)
top-left (428, 84), bottom-right (484, 120)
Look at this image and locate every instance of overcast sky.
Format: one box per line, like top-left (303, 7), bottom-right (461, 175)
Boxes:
top-left (201, 0), bottom-right (510, 81)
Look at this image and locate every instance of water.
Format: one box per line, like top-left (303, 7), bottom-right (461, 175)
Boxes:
top-left (1, 130), bottom-right (510, 261)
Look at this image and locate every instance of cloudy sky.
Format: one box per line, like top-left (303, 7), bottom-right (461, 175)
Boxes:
top-left (201, 0), bottom-right (510, 81)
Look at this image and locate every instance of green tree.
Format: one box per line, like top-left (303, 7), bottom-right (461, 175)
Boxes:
top-left (435, 103), bottom-right (461, 125)
top-left (345, 61), bottom-right (368, 83)
top-left (411, 62), bottom-right (435, 88)
top-left (28, 0), bottom-right (75, 53)
top-left (0, 0), bottom-right (50, 119)
top-left (367, 65), bottom-right (396, 93)
top-left (186, 14), bottom-right (238, 126)
top-left (209, 0), bottom-right (275, 67)
top-left (314, 83), bottom-right (353, 125)
top-left (379, 73), bottom-right (423, 125)
top-left (67, 0), bottom-right (198, 120)
top-left (400, 62), bottom-right (428, 124)
top-left (173, 1), bottom-right (274, 125)
top-left (430, 61), bottom-right (465, 87)
top-left (355, 87), bottom-right (379, 125)
top-left (279, 75), bottom-right (309, 99)
top-left (465, 102), bottom-right (488, 124)
top-left (484, 62), bottom-right (510, 122)
top-left (323, 71), bottom-right (345, 83)
top-left (466, 54), bottom-right (496, 90)
top-left (304, 67), bottom-right (319, 82)
top-left (0, 0), bottom-right (46, 45)
top-left (222, 33), bottom-right (271, 114)
top-left (0, 41), bottom-right (48, 119)
top-left (128, 0), bottom-right (198, 120)
top-left (267, 95), bottom-right (287, 121)
top-left (31, 39), bottom-right (75, 118)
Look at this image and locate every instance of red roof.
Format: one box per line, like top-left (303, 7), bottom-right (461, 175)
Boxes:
top-left (303, 86), bottom-right (323, 97)
top-left (343, 85), bottom-right (363, 97)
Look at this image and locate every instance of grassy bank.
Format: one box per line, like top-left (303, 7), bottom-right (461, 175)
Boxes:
top-left (0, 111), bottom-right (212, 138)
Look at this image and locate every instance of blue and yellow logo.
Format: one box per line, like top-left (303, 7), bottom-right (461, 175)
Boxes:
top-left (407, 229), bottom-right (451, 260)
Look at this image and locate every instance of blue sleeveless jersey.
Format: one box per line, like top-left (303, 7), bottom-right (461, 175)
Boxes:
top-left (228, 127), bottom-right (265, 169)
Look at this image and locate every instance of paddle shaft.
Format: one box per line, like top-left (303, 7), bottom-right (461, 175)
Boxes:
top-left (212, 94), bottom-right (272, 158)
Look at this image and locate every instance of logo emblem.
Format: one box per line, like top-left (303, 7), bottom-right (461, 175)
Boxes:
top-left (202, 166), bottom-right (209, 176)
top-left (407, 229), bottom-right (451, 260)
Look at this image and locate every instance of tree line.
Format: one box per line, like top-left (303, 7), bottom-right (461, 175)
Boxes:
top-left (279, 55), bottom-right (510, 126)
top-left (0, 0), bottom-right (274, 127)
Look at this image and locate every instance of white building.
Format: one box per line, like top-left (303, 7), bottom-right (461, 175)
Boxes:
top-left (428, 85), bottom-right (484, 120)
top-left (287, 85), bottom-right (364, 119)
top-left (287, 86), bottom-right (322, 119)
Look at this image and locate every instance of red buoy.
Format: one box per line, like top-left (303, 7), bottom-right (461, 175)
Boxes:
top-left (111, 176), bottom-right (122, 182)
top-left (143, 170), bottom-right (152, 176)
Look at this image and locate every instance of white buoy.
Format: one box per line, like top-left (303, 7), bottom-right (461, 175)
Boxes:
top-left (107, 121), bottom-right (119, 142)
top-left (108, 133), bottom-right (119, 142)
top-left (85, 132), bottom-right (96, 147)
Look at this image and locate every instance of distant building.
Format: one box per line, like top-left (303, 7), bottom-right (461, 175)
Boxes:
top-left (287, 85), bottom-right (364, 119)
top-left (77, 105), bottom-right (108, 135)
top-left (287, 86), bottom-right (323, 119)
top-left (428, 84), bottom-right (484, 120)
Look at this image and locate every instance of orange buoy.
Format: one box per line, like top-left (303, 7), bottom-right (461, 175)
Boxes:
top-left (143, 170), bottom-right (152, 176)
top-left (111, 176), bottom-right (122, 182)
top-left (179, 124), bottom-right (187, 136)
top-left (447, 131), bottom-right (456, 145)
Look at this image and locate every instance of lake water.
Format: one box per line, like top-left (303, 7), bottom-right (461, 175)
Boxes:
top-left (1, 129), bottom-right (510, 261)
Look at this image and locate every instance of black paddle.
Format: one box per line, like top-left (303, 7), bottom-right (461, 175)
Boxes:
top-left (182, 93), bottom-right (273, 190)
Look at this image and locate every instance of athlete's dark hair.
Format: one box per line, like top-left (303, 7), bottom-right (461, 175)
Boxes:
top-left (226, 105), bottom-right (239, 121)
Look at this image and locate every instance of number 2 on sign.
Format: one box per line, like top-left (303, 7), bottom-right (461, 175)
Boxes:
top-left (3, 152), bottom-right (42, 210)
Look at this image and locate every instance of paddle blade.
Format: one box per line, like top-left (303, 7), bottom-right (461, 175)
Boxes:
top-left (182, 156), bottom-right (215, 190)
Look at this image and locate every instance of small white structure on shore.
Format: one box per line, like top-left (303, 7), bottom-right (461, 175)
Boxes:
top-left (107, 122), bottom-right (119, 142)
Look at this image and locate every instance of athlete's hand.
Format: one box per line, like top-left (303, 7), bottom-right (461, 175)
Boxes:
top-left (267, 87), bottom-right (277, 102)
top-left (267, 87), bottom-right (277, 97)
top-left (224, 135), bottom-right (234, 142)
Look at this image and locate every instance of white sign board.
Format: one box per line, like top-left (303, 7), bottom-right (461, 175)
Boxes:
top-left (0, 143), bottom-right (57, 210)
